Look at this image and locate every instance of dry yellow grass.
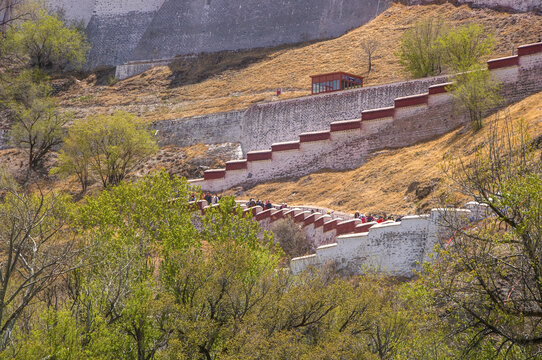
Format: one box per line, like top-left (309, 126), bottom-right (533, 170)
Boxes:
top-left (60, 3), bottom-right (542, 122)
top-left (233, 91), bottom-right (542, 216)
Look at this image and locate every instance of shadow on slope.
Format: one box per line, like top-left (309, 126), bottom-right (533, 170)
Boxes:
top-left (167, 41), bottom-right (320, 88)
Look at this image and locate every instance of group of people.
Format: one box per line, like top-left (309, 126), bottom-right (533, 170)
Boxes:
top-left (189, 192), bottom-right (222, 205)
top-left (191, 193), bottom-right (401, 223)
top-left (354, 212), bottom-right (402, 223)
top-left (246, 198), bottom-right (277, 210)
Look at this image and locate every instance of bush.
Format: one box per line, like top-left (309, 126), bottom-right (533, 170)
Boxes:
top-left (271, 218), bottom-right (313, 259)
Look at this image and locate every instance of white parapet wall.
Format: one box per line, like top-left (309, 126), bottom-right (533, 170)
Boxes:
top-left (291, 208), bottom-right (473, 277)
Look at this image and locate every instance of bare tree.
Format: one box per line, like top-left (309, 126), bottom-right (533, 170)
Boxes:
top-left (361, 38), bottom-right (380, 74)
top-left (0, 0), bottom-right (25, 35)
top-left (0, 179), bottom-right (79, 349)
top-left (434, 112), bottom-right (542, 356)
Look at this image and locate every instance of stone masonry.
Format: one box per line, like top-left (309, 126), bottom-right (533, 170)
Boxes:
top-left (43, 0), bottom-right (542, 70)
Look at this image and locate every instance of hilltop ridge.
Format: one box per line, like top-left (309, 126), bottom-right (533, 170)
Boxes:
top-left (59, 3), bottom-right (542, 122)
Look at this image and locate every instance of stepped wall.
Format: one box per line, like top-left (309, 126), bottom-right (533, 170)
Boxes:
top-left (154, 75), bottom-right (449, 153)
top-left (189, 43), bottom-right (542, 193)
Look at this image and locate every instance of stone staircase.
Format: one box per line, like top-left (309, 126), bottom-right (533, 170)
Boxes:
top-left (191, 198), bottom-right (490, 278)
top-left (192, 199), bottom-right (377, 248)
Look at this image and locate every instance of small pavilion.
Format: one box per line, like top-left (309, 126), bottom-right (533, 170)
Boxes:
top-left (310, 72), bottom-right (364, 95)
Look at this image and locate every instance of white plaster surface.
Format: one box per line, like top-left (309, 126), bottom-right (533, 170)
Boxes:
top-left (291, 209), bottom-right (473, 277)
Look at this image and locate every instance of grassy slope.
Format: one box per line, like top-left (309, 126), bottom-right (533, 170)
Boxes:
top-left (232, 91), bottom-right (542, 216)
top-left (60, 3), bottom-right (542, 122)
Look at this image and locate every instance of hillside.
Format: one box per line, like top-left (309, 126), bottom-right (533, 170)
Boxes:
top-left (231, 90), bottom-right (542, 216)
top-left (58, 3), bottom-right (542, 122)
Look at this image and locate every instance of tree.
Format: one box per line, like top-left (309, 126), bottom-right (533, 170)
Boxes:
top-left (2, 70), bottom-right (69, 175)
top-left (397, 18), bottom-right (446, 78)
top-left (361, 38), bottom-right (379, 74)
top-left (54, 112), bottom-right (158, 189)
top-left (430, 115), bottom-right (542, 357)
top-left (0, 175), bottom-right (78, 350)
top-left (447, 68), bottom-right (501, 131)
top-left (2, 7), bottom-right (89, 69)
top-left (0, 169), bottom-right (510, 359)
top-left (439, 24), bottom-right (499, 131)
top-left (51, 125), bottom-right (91, 193)
top-left (67, 172), bottom-right (197, 359)
top-left (439, 23), bottom-right (495, 72)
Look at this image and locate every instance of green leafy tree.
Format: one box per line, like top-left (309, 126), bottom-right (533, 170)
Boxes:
top-left (398, 18), bottom-right (446, 78)
top-left (2, 7), bottom-right (89, 69)
top-left (447, 68), bottom-right (501, 131)
top-left (439, 23), bottom-right (495, 72)
top-left (65, 172), bottom-right (196, 358)
top-left (54, 112), bottom-right (158, 189)
top-left (2, 70), bottom-right (69, 175)
top-left (439, 24), bottom-right (499, 131)
top-left (51, 123), bottom-right (91, 193)
top-left (398, 21), bottom-right (499, 131)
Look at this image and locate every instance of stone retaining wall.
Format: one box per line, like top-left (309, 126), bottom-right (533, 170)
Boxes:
top-left (46, 0), bottom-right (390, 69)
top-left (190, 43), bottom-right (542, 192)
top-left (155, 75), bottom-right (449, 153)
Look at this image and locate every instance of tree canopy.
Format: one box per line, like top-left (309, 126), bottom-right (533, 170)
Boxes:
top-left (2, 7), bottom-right (89, 69)
top-left (53, 112), bottom-right (158, 191)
